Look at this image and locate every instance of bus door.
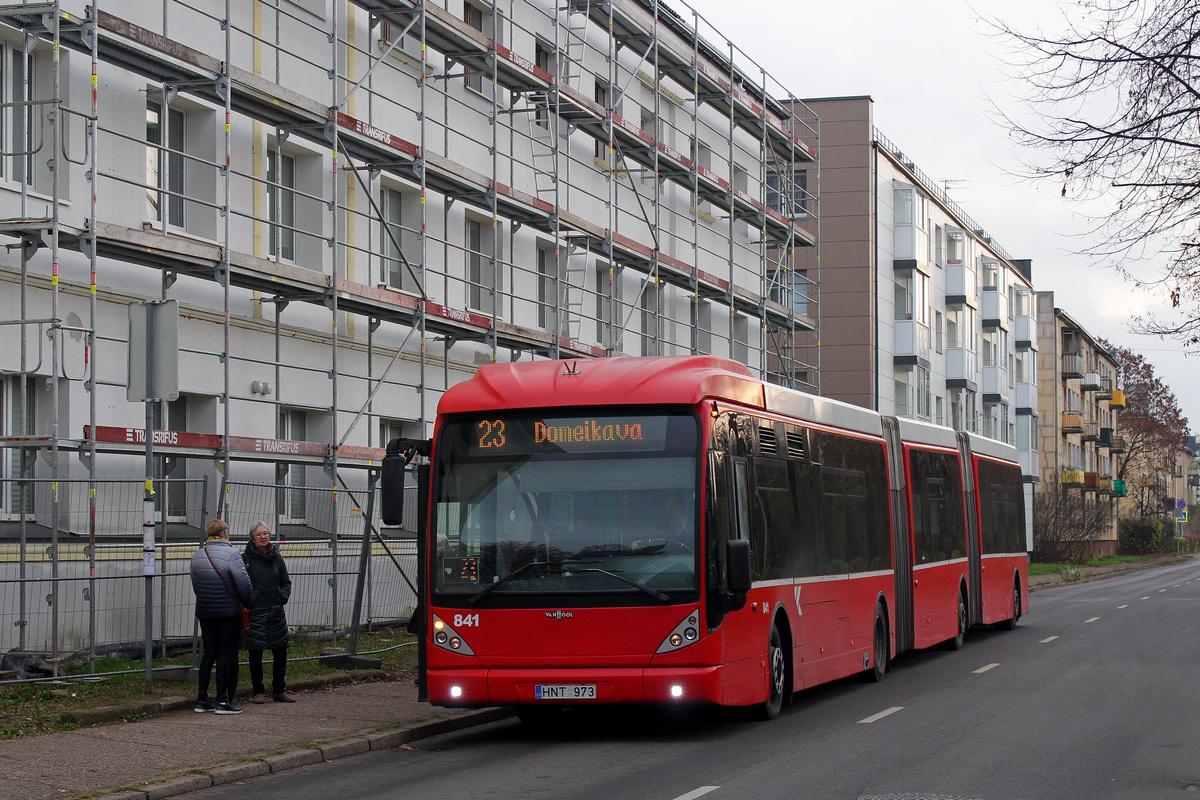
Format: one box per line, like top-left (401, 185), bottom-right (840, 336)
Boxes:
top-left (956, 433), bottom-right (983, 626)
top-left (882, 417), bottom-right (913, 653)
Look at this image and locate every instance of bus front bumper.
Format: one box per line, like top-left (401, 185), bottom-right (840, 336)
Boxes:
top-left (428, 666), bottom-right (727, 708)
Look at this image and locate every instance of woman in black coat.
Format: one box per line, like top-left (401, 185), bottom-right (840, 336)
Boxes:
top-left (243, 521), bottom-right (295, 703)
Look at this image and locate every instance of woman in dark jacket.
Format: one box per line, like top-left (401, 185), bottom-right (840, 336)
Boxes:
top-left (243, 521), bottom-right (295, 703)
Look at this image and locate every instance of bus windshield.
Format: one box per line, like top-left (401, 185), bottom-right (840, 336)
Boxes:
top-left (432, 411), bottom-right (700, 601)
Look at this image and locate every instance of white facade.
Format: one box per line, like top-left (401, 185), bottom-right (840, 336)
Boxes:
top-left (0, 0), bottom-right (819, 531)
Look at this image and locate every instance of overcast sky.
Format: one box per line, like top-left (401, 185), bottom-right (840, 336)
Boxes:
top-left (679, 0), bottom-right (1198, 428)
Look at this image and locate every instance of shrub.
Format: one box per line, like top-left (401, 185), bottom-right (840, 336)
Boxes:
top-left (1120, 517), bottom-right (1164, 555)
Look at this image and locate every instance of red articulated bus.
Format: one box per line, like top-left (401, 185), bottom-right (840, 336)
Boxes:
top-left (381, 355), bottom-right (1028, 721)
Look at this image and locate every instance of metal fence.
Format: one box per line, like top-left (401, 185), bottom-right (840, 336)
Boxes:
top-left (0, 477), bottom-right (417, 679)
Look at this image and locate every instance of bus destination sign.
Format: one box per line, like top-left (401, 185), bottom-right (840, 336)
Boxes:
top-left (468, 415), bottom-right (671, 455)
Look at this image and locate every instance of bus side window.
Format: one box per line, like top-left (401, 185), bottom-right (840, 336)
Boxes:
top-left (733, 459), bottom-right (751, 542)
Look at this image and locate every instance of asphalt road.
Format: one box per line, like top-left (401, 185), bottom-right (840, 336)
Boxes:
top-left (187, 559), bottom-right (1200, 800)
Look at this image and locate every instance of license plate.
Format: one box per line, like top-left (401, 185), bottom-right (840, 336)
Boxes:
top-left (534, 684), bottom-right (596, 700)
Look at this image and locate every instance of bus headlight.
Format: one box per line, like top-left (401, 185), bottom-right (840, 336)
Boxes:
top-left (430, 615), bottom-right (475, 655)
top-left (657, 609), bottom-right (702, 653)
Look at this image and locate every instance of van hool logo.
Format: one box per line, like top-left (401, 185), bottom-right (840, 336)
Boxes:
top-left (545, 610), bottom-right (574, 620)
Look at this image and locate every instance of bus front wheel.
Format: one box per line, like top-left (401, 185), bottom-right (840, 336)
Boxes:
top-left (755, 625), bottom-right (786, 720)
top-left (867, 608), bottom-right (888, 683)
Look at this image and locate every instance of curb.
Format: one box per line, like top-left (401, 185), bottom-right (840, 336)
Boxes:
top-left (61, 670), bottom-right (389, 726)
top-left (94, 706), bottom-right (514, 800)
top-left (1028, 555), bottom-right (1190, 592)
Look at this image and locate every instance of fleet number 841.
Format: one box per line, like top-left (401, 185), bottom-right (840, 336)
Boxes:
top-left (453, 613), bottom-right (480, 627)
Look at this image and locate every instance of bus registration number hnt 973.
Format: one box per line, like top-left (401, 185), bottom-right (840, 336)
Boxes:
top-left (535, 684), bottom-right (596, 699)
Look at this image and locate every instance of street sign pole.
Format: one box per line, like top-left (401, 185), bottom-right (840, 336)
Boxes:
top-left (128, 301), bottom-right (179, 691)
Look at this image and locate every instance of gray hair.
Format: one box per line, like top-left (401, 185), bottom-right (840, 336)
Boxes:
top-left (249, 520), bottom-right (270, 535)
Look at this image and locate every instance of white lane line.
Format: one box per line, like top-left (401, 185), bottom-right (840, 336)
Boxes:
top-left (1040, 636), bottom-right (1059, 643)
top-left (673, 787), bottom-right (721, 800)
top-left (1141, 596), bottom-right (1150, 600)
top-left (1085, 617), bottom-right (1100, 624)
top-left (1160, 589), bottom-right (1168, 593)
top-left (1117, 605), bottom-right (1129, 609)
top-left (973, 663), bottom-right (1000, 674)
top-left (858, 706), bottom-right (905, 724)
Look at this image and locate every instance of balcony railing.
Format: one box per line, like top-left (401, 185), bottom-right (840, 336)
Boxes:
top-left (1062, 467), bottom-right (1085, 487)
top-left (1098, 476), bottom-right (1114, 494)
top-left (1081, 371), bottom-right (1101, 391)
top-left (1109, 389), bottom-right (1126, 408)
top-left (1061, 412), bottom-right (1084, 433)
top-left (1062, 353), bottom-right (1084, 378)
top-left (1082, 421), bottom-right (1100, 442)
top-left (1113, 479), bottom-right (1127, 497)
top-left (1109, 435), bottom-right (1127, 453)
top-left (1097, 375), bottom-right (1113, 400)
top-left (1084, 472), bottom-right (1100, 491)
top-left (1099, 427), bottom-right (1113, 447)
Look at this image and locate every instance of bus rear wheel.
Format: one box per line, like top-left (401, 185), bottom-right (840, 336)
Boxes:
top-left (996, 581), bottom-right (1022, 631)
top-left (867, 608), bottom-right (888, 683)
top-left (755, 625), bottom-right (786, 720)
top-left (941, 590), bottom-right (967, 651)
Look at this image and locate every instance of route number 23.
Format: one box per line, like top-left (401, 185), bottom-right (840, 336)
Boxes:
top-left (477, 419), bottom-right (506, 449)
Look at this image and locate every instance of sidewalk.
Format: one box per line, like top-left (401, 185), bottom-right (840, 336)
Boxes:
top-left (1027, 553), bottom-right (1191, 591)
top-left (0, 674), bottom-right (511, 800)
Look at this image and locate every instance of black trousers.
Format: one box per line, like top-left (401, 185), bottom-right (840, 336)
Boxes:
top-left (248, 647), bottom-right (288, 695)
top-left (197, 616), bottom-right (242, 704)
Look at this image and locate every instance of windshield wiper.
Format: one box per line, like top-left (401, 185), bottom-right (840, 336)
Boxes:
top-left (468, 560), bottom-right (552, 605)
top-left (569, 567), bottom-right (670, 602)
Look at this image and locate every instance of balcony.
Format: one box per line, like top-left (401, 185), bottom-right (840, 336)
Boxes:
top-left (1062, 353), bottom-right (1084, 378)
top-left (946, 263), bottom-right (978, 304)
top-left (981, 286), bottom-right (1008, 328)
top-left (1081, 371), bottom-right (1101, 391)
top-left (1061, 411), bottom-right (1084, 433)
top-left (1014, 381), bottom-right (1037, 410)
top-left (1097, 375), bottom-right (1113, 400)
top-left (1081, 421), bottom-right (1100, 442)
top-left (1189, 474), bottom-right (1199, 487)
top-left (1099, 427), bottom-right (1114, 447)
top-left (1082, 472), bottom-right (1100, 491)
top-left (1113, 479), bottom-right (1128, 497)
top-left (983, 365), bottom-right (1008, 396)
top-left (894, 320), bottom-right (931, 362)
top-left (1098, 476), bottom-right (1115, 495)
top-left (1014, 312), bottom-right (1036, 346)
top-left (1062, 468), bottom-right (1085, 487)
top-left (1109, 435), bottom-right (1127, 453)
top-left (1109, 389), bottom-right (1126, 408)
top-left (1019, 448), bottom-right (1040, 479)
top-left (946, 348), bottom-right (979, 381)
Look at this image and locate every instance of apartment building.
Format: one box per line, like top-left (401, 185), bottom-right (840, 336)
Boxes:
top-left (1035, 294), bottom-right (1124, 556)
top-left (793, 96), bottom-right (1039, 551)
top-left (0, 0), bottom-right (819, 540)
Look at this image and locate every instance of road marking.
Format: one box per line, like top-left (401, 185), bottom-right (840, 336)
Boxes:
top-left (1085, 617), bottom-right (1100, 624)
top-left (1141, 596), bottom-right (1150, 600)
top-left (858, 706), bottom-right (904, 724)
top-left (673, 787), bottom-right (720, 800)
top-left (1117, 604), bottom-right (1128, 609)
top-left (974, 663), bottom-right (1000, 674)
top-left (1160, 589), bottom-right (1168, 593)
top-left (1040, 636), bottom-right (1059, 643)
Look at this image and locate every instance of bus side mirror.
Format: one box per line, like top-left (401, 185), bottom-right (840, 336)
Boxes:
top-left (380, 445), bottom-right (407, 527)
top-left (726, 538), bottom-right (751, 610)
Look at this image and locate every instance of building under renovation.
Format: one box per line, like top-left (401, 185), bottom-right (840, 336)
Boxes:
top-left (0, 0), bottom-right (819, 659)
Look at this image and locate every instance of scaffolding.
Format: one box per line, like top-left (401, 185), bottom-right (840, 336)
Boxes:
top-left (0, 0), bottom-right (819, 660)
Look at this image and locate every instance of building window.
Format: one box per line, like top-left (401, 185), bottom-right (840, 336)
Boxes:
top-left (0, 377), bottom-right (36, 520)
top-left (276, 408), bottom-right (308, 522)
top-left (640, 280), bottom-right (659, 356)
top-left (151, 398), bottom-right (188, 521)
top-left (267, 145), bottom-right (296, 261)
top-left (146, 99), bottom-right (186, 229)
top-left (894, 185), bottom-right (913, 225)
top-left (466, 217), bottom-right (501, 314)
top-left (537, 244), bottom-right (558, 330)
top-left (381, 187), bottom-right (419, 292)
top-left (766, 170), bottom-right (808, 218)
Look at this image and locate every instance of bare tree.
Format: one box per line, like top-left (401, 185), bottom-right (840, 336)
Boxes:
top-left (990, 1), bottom-right (1200, 342)
top-left (1033, 478), bottom-right (1116, 563)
